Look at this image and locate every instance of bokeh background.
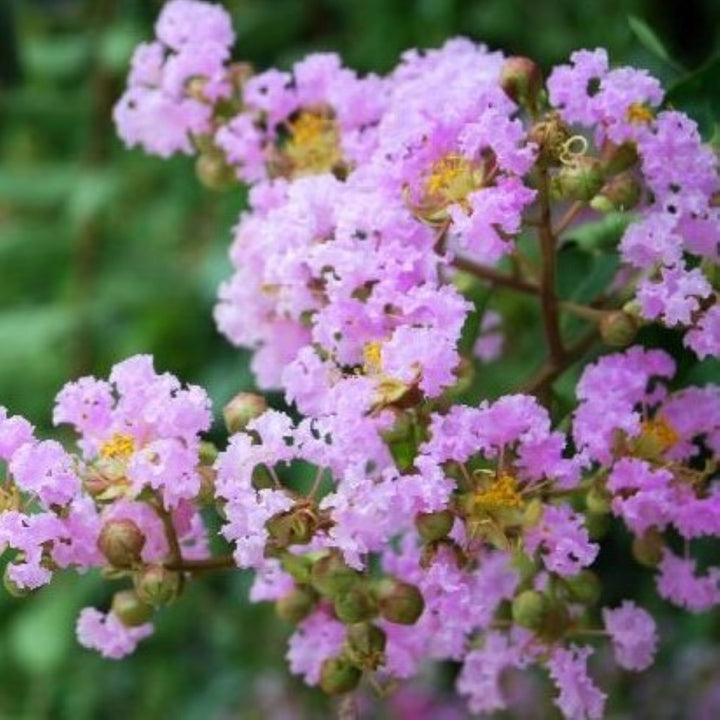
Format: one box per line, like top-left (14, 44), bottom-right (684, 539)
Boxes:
top-left (1, 0), bottom-right (719, 717)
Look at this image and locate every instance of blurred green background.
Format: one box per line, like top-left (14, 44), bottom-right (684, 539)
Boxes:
top-left (0, 1), bottom-right (719, 718)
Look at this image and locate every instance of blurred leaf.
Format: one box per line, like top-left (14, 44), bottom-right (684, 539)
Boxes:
top-left (23, 37), bottom-right (91, 80)
top-left (564, 212), bottom-right (632, 253)
top-left (66, 168), bottom-right (121, 227)
top-left (628, 15), bottom-right (682, 71)
top-left (666, 55), bottom-right (720, 138)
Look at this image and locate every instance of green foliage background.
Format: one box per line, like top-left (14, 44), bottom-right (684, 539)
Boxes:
top-left (0, 1), bottom-right (718, 717)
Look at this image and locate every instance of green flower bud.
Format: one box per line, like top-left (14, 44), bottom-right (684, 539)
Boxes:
top-left (511, 589), bottom-right (547, 629)
top-left (540, 599), bottom-right (571, 641)
top-left (632, 528), bottom-right (664, 567)
top-left (195, 153), bottom-right (235, 191)
top-left (564, 570), bottom-right (601, 605)
top-left (279, 552), bottom-right (314, 584)
top-left (134, 565), bottom-right (181, 607)
top-left (266, 510), bottom-right (315, 548)
top-left (374, 578), bottom-right (424, 625)
top-left (319, 656), bottom-right (362, 695)
top-left (551, 157), bottom-right (605, 202)
top-left (522, 498), bottom-right (544, 528)
top-left (585, 511), bottom-right (610, 540)
top-left (347, 622), bottom-right (387, 657)
top-left (334, 587), bottom-right (377, 624)
top-left (275, 585), bottom-right (317, 623)
top-left (590, 174), bottom-right (642, 213)
top-left (311, 552), bottom-right (361, 598)
top-left (500, 56), bottom-right (543, 107)
top-left (585, 485), bottom-right (612, 514)
top-left (98, 519), bottom-right (146, 568)
top-left (415, 510), bottom-right (454, 542)
top-left (111, 590), bottom-right (153, 627)
top-left (223, 392), bottom-right (268, 434)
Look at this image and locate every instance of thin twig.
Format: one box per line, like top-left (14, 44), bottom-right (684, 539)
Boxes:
top-left (537, 167), bottom-right (565, 363)
top-left (451, 256), bottom-right (539, 295)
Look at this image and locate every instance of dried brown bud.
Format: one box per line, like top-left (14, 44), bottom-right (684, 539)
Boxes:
top-left (98, 519), bottom-right (145, 568)
top-left (374, 578), bottom-right (424, 625)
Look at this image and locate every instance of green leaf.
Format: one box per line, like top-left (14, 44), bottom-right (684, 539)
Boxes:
top-left (666, 56), bottom-right (720, 139)
top-left (628, 16), bottom-right (682, 71)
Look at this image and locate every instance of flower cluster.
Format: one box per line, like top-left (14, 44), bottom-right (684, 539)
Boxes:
top-left (2, 1), bottom-right (718, 718)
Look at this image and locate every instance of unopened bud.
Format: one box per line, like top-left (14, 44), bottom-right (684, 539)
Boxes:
top-left (415, 510), bottom-right (454, 542)
top-left (334, 587), bottom-right (377, 624)
top-left (223, 392), bottom-right (268, 434)
top-left (599, 311), bottom-right (638, 347)
top-left (374, 578), bottom-right (424, 625)
top-left (280, 552), bottom-right (314, 584)
top-left (585, 511), bottom-right (610, 540)
top-left (590, 174), bottom-right (642, 213)
top-left (632, 529), bottom-right (664, 567)
top-left (275, 585), bottom-right (317, 623)
top-left (564, 570), bottom-right (601, 605)
top-left (319, 656), bottom-right (361, 695)
top-left (111, 590), bottom-right (153, 627)
top-left (266, 510), bottom-right (315, 548)
top-left (523, 498), bottom-right (544, 527)
top-left (199, 441), bottom-right (219, 466)
top-left (512, 589), bottom-right (547, 629)
top-left (98, 519), bottom-right (145, 568)
top-left (540, 599), bottom-right (571, 641)
top-left (500, 56), bottom-right (542, 107)
top-left (196, 465), bottom-right (216, 505)
top-left (586, 485), bottom-right (612, 514)
top-left (134, 565), bottom-right (181, 607)
top-left (347, 622), bottom-right (387, 658)
top-left (551, 157), bottom-right (605, 202)
top-left (196, 153), bottom-right (236, 191)
top-left (311, 551), bottom-right (361, 598)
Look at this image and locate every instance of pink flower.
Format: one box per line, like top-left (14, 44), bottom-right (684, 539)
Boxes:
top-left (603, 601), bottom-right (658, 671)
top-left (76, 608), bottom-right (153, 659)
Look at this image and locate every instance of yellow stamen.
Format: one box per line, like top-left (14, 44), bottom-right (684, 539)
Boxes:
top-left (363, 341), bottom-right (384, 375)
top-left (424, 153), bottom-right (481, 208)
top-left (626, 103), bottom-right (654, 125)
top-left (639, 417), bottom-right (678, 454)
top-left (473, 472), bottom-right (523, 511)
top-left (99, 433), bottom-right (135, 461)
top-left (285, 109), bottom-right (343, 177)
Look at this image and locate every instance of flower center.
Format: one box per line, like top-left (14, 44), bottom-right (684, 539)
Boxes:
top-left (626, 103), bottom-right (654, 125)
top-left (424, 153), bottom-right (482, 209)
top-left (285, 109), bottom-right (343, 177)
top-left (472, 472), bottom-right (523, 511)
top-left (638, 417), bottom-right (678, 455)
top-left (99, 433), bottom-right (136, 461)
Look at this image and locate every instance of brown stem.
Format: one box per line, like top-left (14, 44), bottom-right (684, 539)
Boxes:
top-left (521, 329), bottom-right (598, 396)
top-left (558, 300), bottom-right (606, 322)
top-left (164, 556), bottom-right (236, 573)
top-left (553, 200), bottom-right (586, 237)
top-left (537, 167), bottom-right (565, 363)
top-left (451, 256), bottom-right (539, 295)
